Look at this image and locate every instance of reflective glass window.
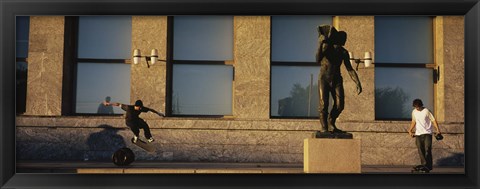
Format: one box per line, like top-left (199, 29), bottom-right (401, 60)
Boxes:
top-left (173, 16), bottom-right (233, 61)
top-left (75, 16), bottom-right (132, 114)
top-left (172, 64), bottom-right (233, 115)
top-left (172, 16), bottom-right (234, 116)
top-left (76, 63), bottom-right (131, 114)
top-left (78, 16), bottom-right (132, 59)
top-left (16, 16), bottom-right (30, 114)
top-left (374, 16), bottom-right (434, 120)
top-left (271, 16), bottom-right (332, 118)
top-left (375, 68), bottom-right (434, 119)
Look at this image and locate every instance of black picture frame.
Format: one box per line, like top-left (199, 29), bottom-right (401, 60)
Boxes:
top-left (1, 0), bottom-right (479, 188)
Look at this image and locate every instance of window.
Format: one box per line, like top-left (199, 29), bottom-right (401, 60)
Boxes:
top-left (374, 16), bottom-right (434, 120)
top-left (171, 16), bottom-right (234, 116)
top-left (75, 16), bottom-right (132, 115)
top-left (16, 16), bottom-right (29, 114)
top-left (270, 16), bottom-right (332, 118)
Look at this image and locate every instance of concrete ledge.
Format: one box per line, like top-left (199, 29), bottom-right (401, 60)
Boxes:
top-left (195, 169), bottom-right (262, 174)
top-left (125, 168), bottom-right (195, 174)
top-left (16, 116), bottom-right (465, 133)
top-left (304, 138), bottom-right (361, 173)
top-left (16, 161), bottom-right (464, 174)
top-left (74, 168), bottom-right (298, 174)
top-left (77, 168), bottom-right (124, 174)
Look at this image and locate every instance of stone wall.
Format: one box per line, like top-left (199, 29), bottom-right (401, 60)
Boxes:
top-left (17, 16), bottom-right (465, 166)
top-left (233, 16), bottom-right (271, 119)
top-left (434, 16), bottom-right (465, 123)
top-left (25, 16), bottom-right (65, 116)
top-left (442, 16), bottom-right (465, 123)
top-left (16, 116), bottom-right (464, 165)
top-left (131, 16), bottom-right (168, 118)
top-left (335, 16), bottom-right (375, 122)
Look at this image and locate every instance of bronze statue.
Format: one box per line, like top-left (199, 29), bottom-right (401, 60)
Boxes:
top-left (316, 25), bottom-right (362, 135)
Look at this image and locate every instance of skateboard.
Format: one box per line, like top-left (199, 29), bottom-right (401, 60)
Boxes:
top-left (131, 138), bottom-right (155, 153)
top-left (411, 165), bottom-right (430, 173)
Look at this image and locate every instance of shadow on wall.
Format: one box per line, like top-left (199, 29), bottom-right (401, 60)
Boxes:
top-left (86, 124), bottom-right (127, 161)
top-left (436, 153), bottom-right (465, 166)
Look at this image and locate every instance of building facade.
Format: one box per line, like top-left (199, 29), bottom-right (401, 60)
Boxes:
top-left (16, 16), bottom-right (465, 166)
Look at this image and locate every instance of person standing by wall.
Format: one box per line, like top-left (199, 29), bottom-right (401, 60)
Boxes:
top-left (408, 98), bottom-right (441, 172)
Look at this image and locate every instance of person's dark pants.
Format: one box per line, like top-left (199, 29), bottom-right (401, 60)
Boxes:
top-left (127, 119), bottom-right (152, 139)
top-left (415, 134), bottom-right (433, 170)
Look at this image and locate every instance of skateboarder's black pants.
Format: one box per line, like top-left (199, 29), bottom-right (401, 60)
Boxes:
top-left (127, 119), bottom-right (152, 139)
top-left (415, 134), bottom-right (433, 170)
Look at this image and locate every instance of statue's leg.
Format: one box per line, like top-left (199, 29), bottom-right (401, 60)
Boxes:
top-left (318, 79), bottom-right (330, 132)
top-left (328, 90), bottom-right (338, 132)
top-left (329, 81), bottom-right (345, 132)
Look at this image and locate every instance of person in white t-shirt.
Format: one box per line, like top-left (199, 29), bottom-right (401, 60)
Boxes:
top-left (408, 99), bottom-right (441, 172)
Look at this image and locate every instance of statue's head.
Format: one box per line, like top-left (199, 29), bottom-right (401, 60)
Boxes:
top-left (335, 31), bottom-right (347, 46)
top-left (317, 25), bottom-right (338, 39)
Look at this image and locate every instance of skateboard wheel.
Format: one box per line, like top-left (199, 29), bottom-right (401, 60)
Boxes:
top-left (112, 147), bottom-right (135, 166)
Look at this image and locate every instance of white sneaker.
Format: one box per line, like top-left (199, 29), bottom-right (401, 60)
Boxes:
top-left (147, 137), bottom-right (155, 143)
top-left (132, 136), bottom-right (138, 143)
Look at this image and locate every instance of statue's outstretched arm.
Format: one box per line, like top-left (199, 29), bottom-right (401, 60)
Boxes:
top-left (343, 50), bottom-right (362, 95)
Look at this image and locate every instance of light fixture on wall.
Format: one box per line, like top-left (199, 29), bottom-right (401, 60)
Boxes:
top-left (133, 49), bottom-right (166, 68)
top-left (349, 52), bottom-right (373, 71)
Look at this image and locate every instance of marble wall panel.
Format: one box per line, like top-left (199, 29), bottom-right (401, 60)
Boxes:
top-left (336, 16), bottom-right (375, 122)
top-left (233, 16), bottom-right (271, 119)
top-left (25, 16), bottom-right (65, 116)
top-left (131, 16), bottom-right (168, 118)
top-left (15, 119), bottom-right (464, 165)
top-left (442, 16), bottom-right (465, 123)
top-left (16, 116), bottom-right (465, 133)
top-left (353, 132), bottom-right (464, 149)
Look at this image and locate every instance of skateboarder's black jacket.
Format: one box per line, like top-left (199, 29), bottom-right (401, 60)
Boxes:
top-left (121, 104), bottom-right (151, 124)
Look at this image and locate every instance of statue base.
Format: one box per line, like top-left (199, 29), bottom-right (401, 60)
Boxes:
top-left (313, 131), bottom-right (353, 139)
top-left (304, 138), bottom-right (361, 173)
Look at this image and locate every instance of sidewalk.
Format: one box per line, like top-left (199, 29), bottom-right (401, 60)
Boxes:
top-left (16, 161), bottom-right (465, 174)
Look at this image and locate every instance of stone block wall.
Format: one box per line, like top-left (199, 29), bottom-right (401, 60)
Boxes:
top-left (25, 16), bottom-right (65, 116)
top-left (131, 16), bottom-right (168, 118)
top-left (233, 16), bottom-right (271, 119)
top-left (16, 116), bottom-right (464, 166)
top-left (335, 16), bottom-right (375, 122)
top-left (442, 16), bottom-right (465, 123)
top-left (17, 16), bottom-right (465, 166)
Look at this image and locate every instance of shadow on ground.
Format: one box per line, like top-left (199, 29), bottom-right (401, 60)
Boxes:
top-left (436, 153), bottom-right (464, 166)
top-left (86, 124), bottom-right (127, 161)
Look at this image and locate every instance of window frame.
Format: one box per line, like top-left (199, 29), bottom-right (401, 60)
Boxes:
top-left (270, 62), bottom-right (321, 119)
top-left (269, 16), bottom-right (334, 119)
top-left (66, 16), bottom-right (132, 116)
top-left (166, 16), bottom-right (235, 118)
top-left (374, 16), bottom-right (436, 121)
top-left (15, 16), bottom-right (30, 115)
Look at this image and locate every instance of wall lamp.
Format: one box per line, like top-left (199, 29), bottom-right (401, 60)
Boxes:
top-left (349, 52), bottom-right (373, 71)
top-left (133, 49), bottom-right (166, 68)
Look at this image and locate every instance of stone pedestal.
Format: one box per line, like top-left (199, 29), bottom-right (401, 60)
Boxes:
top-left (304, 138), bottom-right (361, 173)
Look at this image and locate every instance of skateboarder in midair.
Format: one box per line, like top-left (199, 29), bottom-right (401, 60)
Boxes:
top-left (107, 100), bottom-right (164, 143)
